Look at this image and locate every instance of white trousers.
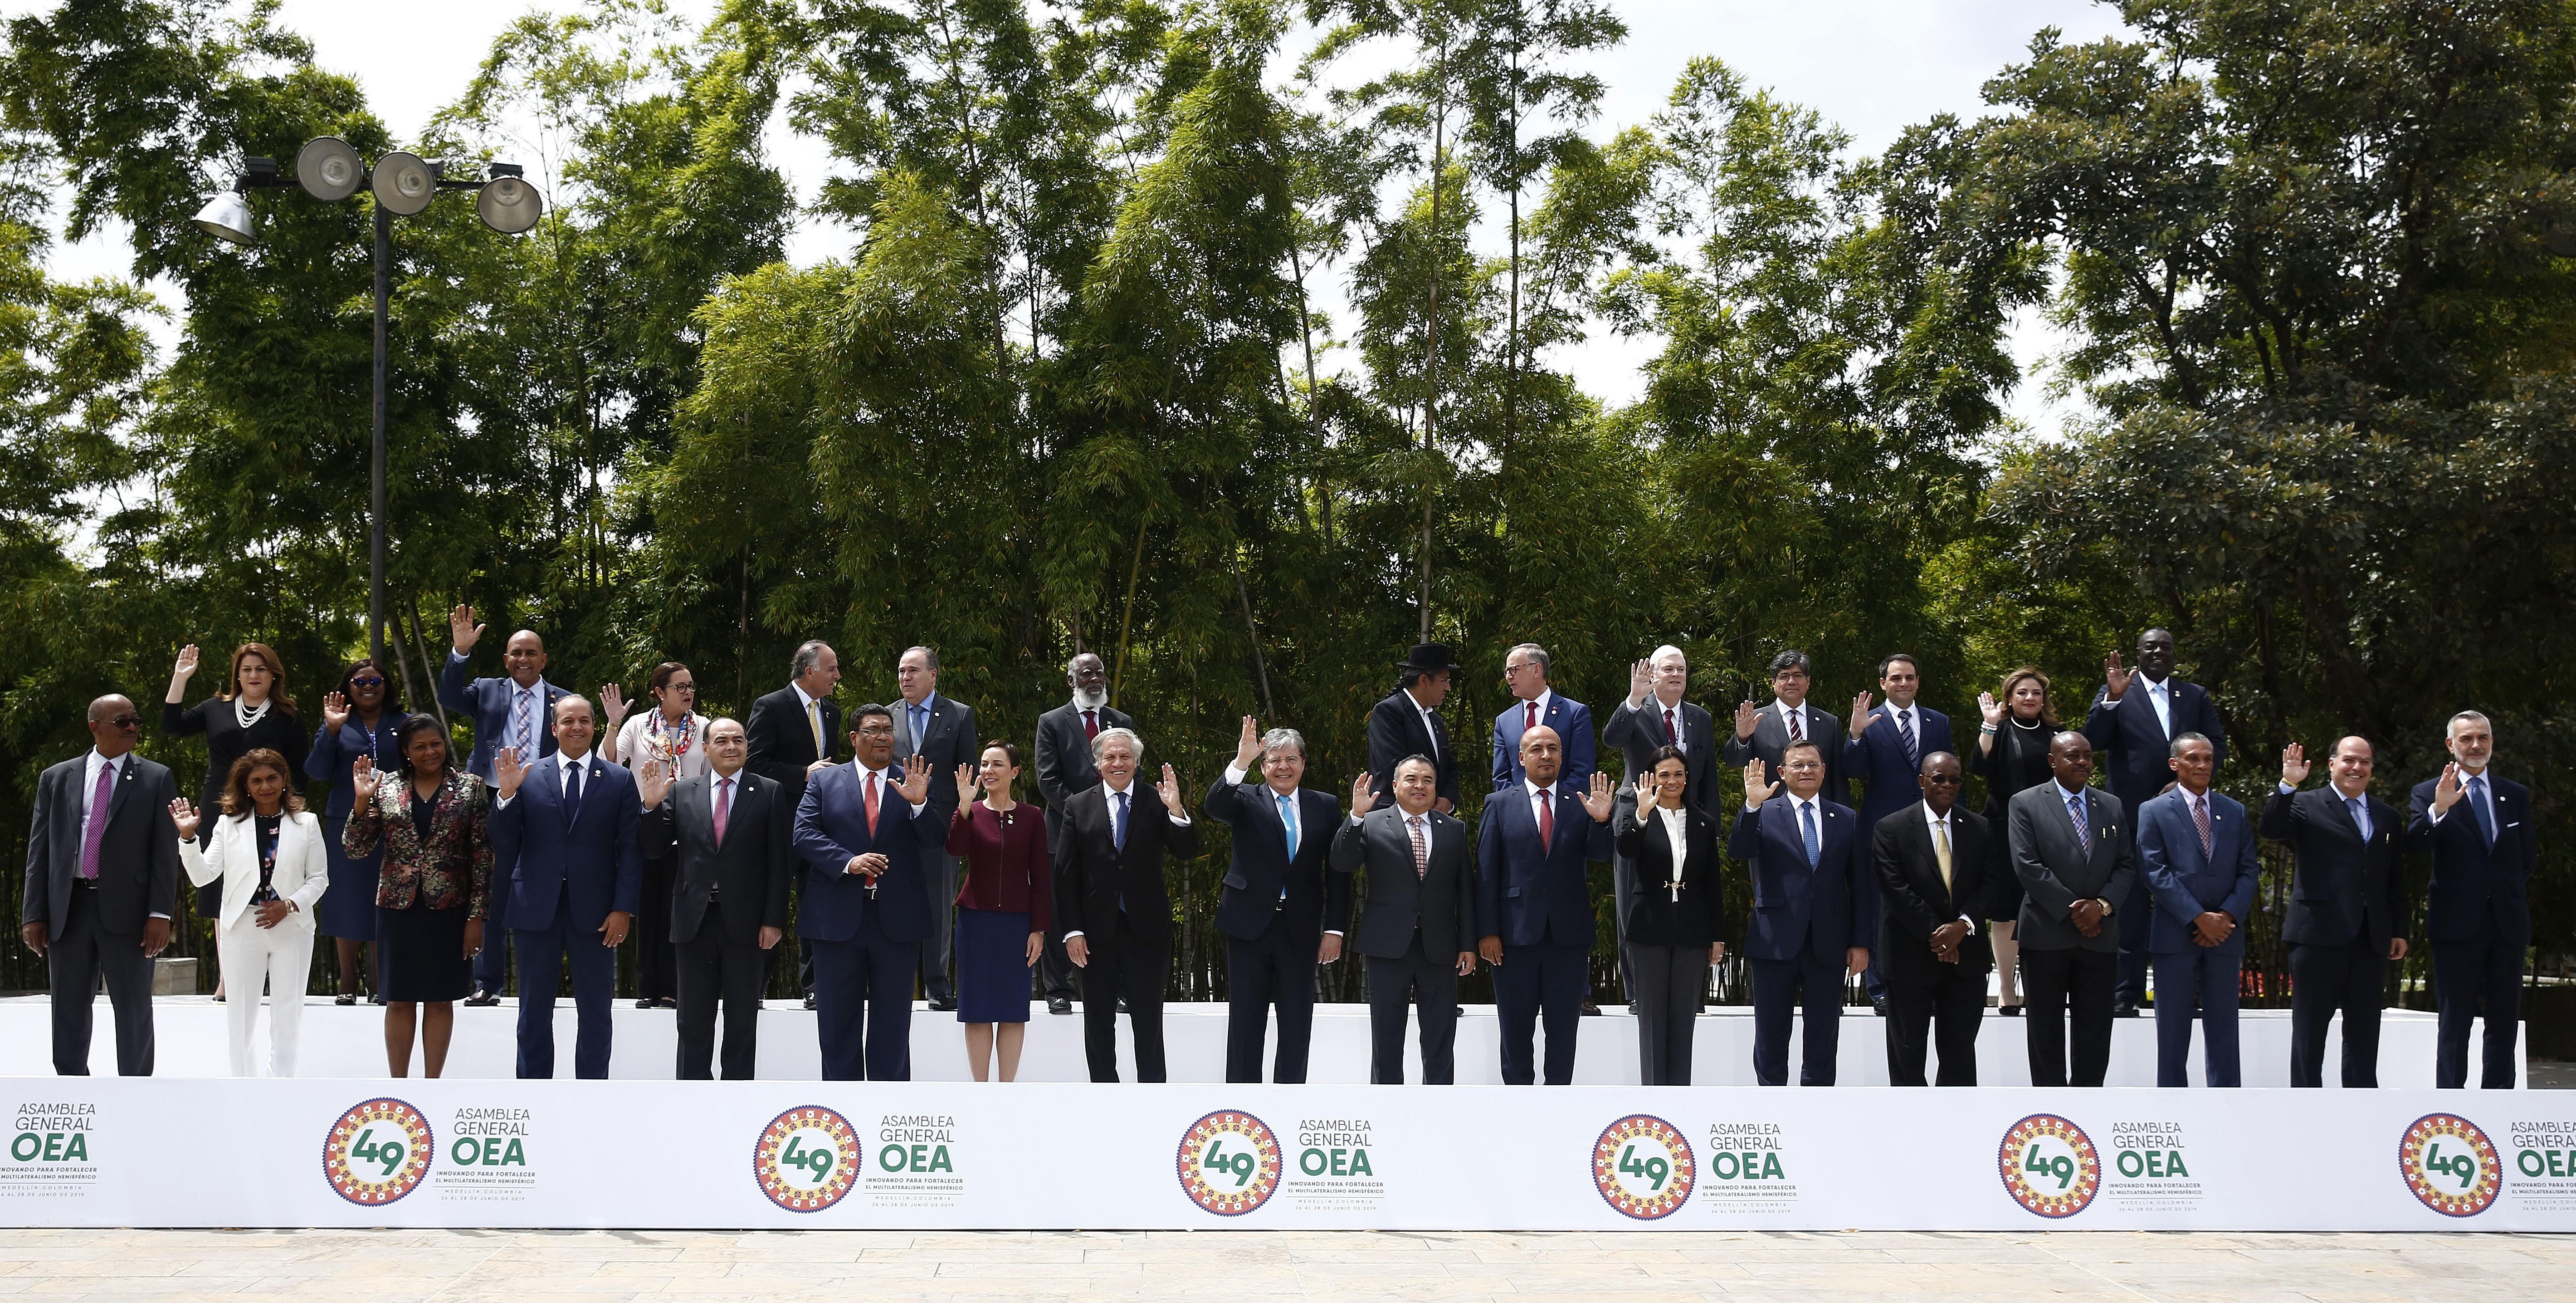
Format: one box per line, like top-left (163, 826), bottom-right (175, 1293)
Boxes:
top-left (216, 920), bottom-right (315, 1077)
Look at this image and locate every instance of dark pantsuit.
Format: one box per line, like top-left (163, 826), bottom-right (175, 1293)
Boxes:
top-left (1625, 943), bottom-right (1709, 1086)
top-left (1748, 939), bottom-right (1844, 1087)
top-left (2152, 945), bottom-right (2243, 1087)
top-left (810, 914), bottom-right (917, 1081)
top-left (2022, 946), bottom-right (2115, 1087)
top-left (1494, 941), bottom-right (1587, 1085)
top-left (675, 899), bottom-right (766, 1080)
top-left (1225, 921), bottom-right (1316, 1084)
top-left (1366, 936), bottom-right (1459, 1085)
top-left (1886, 959), bottom-right (1986, 1086)
top-left (2288, 938), bottom-right (2386, 1088)
top-left (1077, 916), bottom-right (1166, 1082)
top-left (513, 890), bottom-right (618, 1079)
top-left (2433, 922), bottom-right (2523, 1089)
top-left (636, 850), bottom-right (677, 1003)
top-left (47, 889), bottom-right (155, 1077)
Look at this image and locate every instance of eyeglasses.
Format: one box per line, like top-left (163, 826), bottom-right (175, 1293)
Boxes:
top-left (350, 677), bottom-right (385, 688)
top-left (102, 715), bottom-right (141, 729)
top-left (854, 724), bottom-right (896, 736)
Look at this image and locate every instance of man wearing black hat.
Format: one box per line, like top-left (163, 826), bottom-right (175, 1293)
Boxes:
top-left (1369, 645), bottom-right (1461, 814)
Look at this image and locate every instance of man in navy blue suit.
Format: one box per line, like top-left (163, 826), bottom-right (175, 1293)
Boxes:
top-left (1842, 652), bottom-right (1954, 1014)
top-left (1491, 642), bottom-right (1594, 793)
top-left (1205, 717), bottom-right (1352, 1083)
top-left (2082, 627), bottom-right (2226, 1017)
top-left (2408, 711), bottom-right (2538, 1089)
top-left (1728, 740), bottom-right (1870, 1087)
top-left (490, 696), bottom-right (642, 1079)
top-left (1476, 725), bottom-right (1615, 1084)
top-left (2137, 734), bottom-right (2259, 1087)
top-left (440, 603), bottom-right (568, 1005)
top-left (793, 703), bottom-right (940, 1080)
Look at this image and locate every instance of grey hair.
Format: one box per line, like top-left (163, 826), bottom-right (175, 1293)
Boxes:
top-left (1506, 643), bottom-right (1551, 675)
top-left (1650, 644), bottom-right (1685, 666)
top-left (1091, 726), bottom-right (1143, 761)
top-left (1259, 727), bottom-right (1307, 761)
top-left (2447, 710), bottom-right (2491, 738)
top-left (902, 645), bottom-right (940, 672)
top-left (2168, 731), bottom-right (2214, 758)
top-left (791, 640), bottom-right (833, 678)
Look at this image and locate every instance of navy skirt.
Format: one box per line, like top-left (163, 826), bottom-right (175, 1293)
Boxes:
top-left (956, 907), bottom-right (1034, 1024)
top-left (314, 816), bottom-right (382, 941)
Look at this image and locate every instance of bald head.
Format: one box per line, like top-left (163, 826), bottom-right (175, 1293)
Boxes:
top-left (86, 694), bottom-right (140, 758)
top-left (1520, 724), bottom-right (1565, 786)
top-left (504, 629), bottom-right (548, 687)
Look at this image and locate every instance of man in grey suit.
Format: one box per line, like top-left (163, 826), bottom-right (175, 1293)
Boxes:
top-left (1724, 649), bottom-right (1847, 804)
top-left (1332, 755), bottom-right (1475, 1084)
top-left (2008, 731), bottom-right (2135, 1087)
top-left (893, 646), bottom-right (978, 1012)
top-left (1034, 652), bottom-right (1130, 1015)
top-left (20, 696), bottom-right (181, 1076)
top-left (1604, 645), bottom-right (1717, 1012)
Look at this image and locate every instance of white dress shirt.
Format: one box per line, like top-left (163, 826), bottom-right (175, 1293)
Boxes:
top-left (83, 749), bottom-right (171, 920)
top-left (1654, 803), bottom-right (1688, 898)
top-left (492, 748), bottom-right (607, 811)
top-left (1923, 802), bottom-right (1972, 927)
top-left (2139, 674), bottom-right (2174, 737)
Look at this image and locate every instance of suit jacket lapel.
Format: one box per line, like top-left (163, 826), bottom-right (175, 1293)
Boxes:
top-left (104, 754), bottom-right (137, 826)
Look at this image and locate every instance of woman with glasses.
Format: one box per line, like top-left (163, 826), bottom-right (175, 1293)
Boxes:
top-left (306, 658), bottom-right (405, 1005)
top-left (173, 749), bottom-right (328, 1075)
top-left (345, 714), bottom-right (489, 1077)
top-left (603, 662), bottom-right (707, 1010)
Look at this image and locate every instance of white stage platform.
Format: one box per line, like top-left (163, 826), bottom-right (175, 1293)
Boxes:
top-left (0, 994), bottom-right (2474, 1086)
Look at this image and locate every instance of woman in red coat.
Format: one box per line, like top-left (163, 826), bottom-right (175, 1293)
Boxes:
top-left (947, 741), bottom-right (1051, 1081)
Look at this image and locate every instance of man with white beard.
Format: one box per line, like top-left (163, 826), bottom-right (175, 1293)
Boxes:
top-left (1033, 653), bottom-right (1133, 1015)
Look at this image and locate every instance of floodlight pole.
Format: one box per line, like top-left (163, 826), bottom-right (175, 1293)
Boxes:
top-left (370, 204), bottom-right (390, 670)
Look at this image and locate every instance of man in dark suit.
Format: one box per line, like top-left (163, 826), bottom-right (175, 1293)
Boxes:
top-left (1729, 740), bottom-right (1869, 1087)
top-left (20, 696), bottom-right (179, 1076)
top-left (490, 696), bottom-right (643, 1080)
top-left (1843, 652), bottom-right (1955, 1014)
top-left (1725, 648), bottom-right (1847, 805)
top-left (2137, 733), bottom-right (2259, 1087)
top-left (893, 646), bottom-right (978, 1012)
top-left (1205, 717), bottom-right (1352, 1083)
top-left (1476, 725), bottom-right (1616, 1085)
top-left (792, 704), bottom-right (940, 1080)
top-left (439, 603), bottom-right (568, 1004)
top-left (1034, 652), bottom-right (1130, 1014)
top-left (1054, 727), bottom-right (1198, 1082)
top-left (2010, 731), bottom-right (2136, 1087)
top-left (1871, 751), bottom-right (1991, 1086)
top-left (1604, 645), bottom-right (1717, 1011)
top-left (1367, 644), bottom-right (1460, 812)
top-left (2082, 627), bottom-right (2226, 1016)
top-left (2262, 737), bottom-right (2408, 1087)
top-left (1333, 755), bottom-right (1474, 1084)
top-left (640, 718), bottom-right (792, 1080)
top-left (2407, 710), bottom-right (2537, 1089)
top-left (746, 640), bottom-right (841, 1010)
top-left (1491, 642), bottom-right (1595, 793)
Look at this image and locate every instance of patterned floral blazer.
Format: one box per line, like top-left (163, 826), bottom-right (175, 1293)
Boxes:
top-left (343, 769), bottom-right (493, 917)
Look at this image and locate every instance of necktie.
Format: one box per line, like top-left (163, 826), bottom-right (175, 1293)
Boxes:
top-left (806, 699), bottom-right (824, 760)
top-left (1407, 814), bottom-right (1427, 880)
top-left (2347, 796), bottom-right (2371, 842)
top-left (1524, 700), bottom-right (1538, 735)
top-left (562, 760), bottom-right (584, 827)
top-left (1113, 789), bottom-right (1128, 852)
top-left (713, 776), bottom-right (733, 847)
top-left (1083, 709), bottom-right (1098, 740)
top-left (2467, 775), bottom-right (2494, 846)
top-left (2193, 793), bottom-right (2213, 857)
top-left (78, 761), bottom-right (115, 880)
top-left (512, 687), bottom-right (534, 757)
top-left (1278, 792), bottom-right (1299, 859)
top-left (1800, 801), bottom-right (1820, 867)
top-left (864, 770), bottom-right (881, 836)
top-left (1422, 710), bottom-right (1439, 760)
top-left (1786, 708), bottom-right (1803, 744)
top-left (1662, 706), bottom-right (1677, 745)
top-left (1897, 709), bottom-right (1917, 766)
top-left (1537, 788), bottom-right (1555, 852)
top-left (1932, 816), bottom-right (1952, 892)
top-left (909, 704), bottom-right (927, 755)
top-left (2068, 792), bottom-right (2090, 854)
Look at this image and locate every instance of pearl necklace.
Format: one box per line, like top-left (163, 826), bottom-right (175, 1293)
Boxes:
top-left (234, 696), bottom-right (272, 730)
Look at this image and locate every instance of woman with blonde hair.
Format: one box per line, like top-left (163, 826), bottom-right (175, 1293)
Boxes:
top-left (171, 749), bottom-right (328, 1075)
top-left (1972, 666), bottom-right (2060, 1017)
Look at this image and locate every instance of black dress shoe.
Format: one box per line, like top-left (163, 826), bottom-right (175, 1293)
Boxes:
top-left (1580, 1002), bottom-right (1602, 1016)
top-left (2112, 1000), bottom-right (2141, 1018)
top-left (463, 989), bottom-right (501, 1007)
top-left (1871, 994), bottom-right (1890, 1017)
top-left (1998, 1004), bottom-right (2023, 1017)
top-left (802, 993), bottom-right (817, 1011)
top-left (369, 992), bottom-right (386, 1006)
top-left (1047, 996), bottom-right (1073, 1015)
top-left (928, 994), bottom-right (957, 1012)
top-left (636, 998), bottom-right (655, 1009)
top-left (1626, 1003), bottom-right (1642, 1017)
top-left (335, 992), bottom-right (358, 1007)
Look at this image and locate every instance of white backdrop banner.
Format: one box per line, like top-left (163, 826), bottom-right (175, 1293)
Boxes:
top-left (2, 1079), bottom-right (2571, 1231)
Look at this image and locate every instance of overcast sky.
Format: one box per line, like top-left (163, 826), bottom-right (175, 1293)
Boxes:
top-left (12, 0), bottom-right (2133, 434)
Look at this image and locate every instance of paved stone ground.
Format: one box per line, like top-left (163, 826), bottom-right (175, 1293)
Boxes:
top-left (0, 1228), bottom-right (2566, 1301)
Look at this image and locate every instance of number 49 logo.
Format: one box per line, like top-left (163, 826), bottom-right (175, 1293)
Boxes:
top-left (322, 1098), bottom-right (434, 1205)
top-left (1999, 1114), bottom-right (2101, 1218)
top-left (2400, 1114), bottom-right (2501, 1217)
top-left (754, 1106), bottom-right (860, 1212)
top-left (1594, 1115), bottom-right (1695, 1220)
top-left (1176, 1111), bottom-right (1281, 1215)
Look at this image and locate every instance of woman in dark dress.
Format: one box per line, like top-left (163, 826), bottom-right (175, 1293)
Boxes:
top-left (946, 741), bottom-right (1050, 1082)
top-left (1612, 745), bottom-right (1726, 1085)
top-left (343, 715), bottom-right (490, 1078)
top-left (165, 641), bottom-right (307, 999)
top-left (306, 658), bottom-right (405, 1004)
top-left (1971, 665), bottom-right (2060, 1017)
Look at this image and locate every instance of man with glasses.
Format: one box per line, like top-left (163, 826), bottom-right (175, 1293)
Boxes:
top-left (21, 696), bottom-right (181, 1075)
top-left (1729, 741), bottom-right (1869, 1086)
top-left (1490, 643), bottom-right (1594, 794)
top-left (1726, 649), bottom-right (1848, 806)
top-left (439, 603), bottom-right (567, 1006)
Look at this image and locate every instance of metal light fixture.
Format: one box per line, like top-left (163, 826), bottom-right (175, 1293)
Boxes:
top-left (296, 136), bottom-right (365, 202)
top-left (476, 166), bottom-right (543, 234)
top-left (371, 151), bottom-right (438, 216)
top-left (193, 190), bottom-right (257, 244)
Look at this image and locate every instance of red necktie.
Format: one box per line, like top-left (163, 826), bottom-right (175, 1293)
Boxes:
top-left (1537, 789), bottom-right (1555, 852)
top-left (1083, 709), bottom-right (1098, 740)
top-left (713, 776), bottom-right (733, 847)
top-left (1786, 709), bottom-right (1803, 744)
top-left (1524, 700), bottom-right (1538, 733)
top-left (1662, 707), bottom-right (1677, 744)
top-left (864, 770), bottom-right (881, 836)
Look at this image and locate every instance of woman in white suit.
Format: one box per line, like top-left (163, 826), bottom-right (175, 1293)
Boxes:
top-left (173, 747), bottom-right (328, 1076)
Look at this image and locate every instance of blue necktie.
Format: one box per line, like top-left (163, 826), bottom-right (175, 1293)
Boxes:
top-left (2347, 796), bottom-right (2372, 842)
top-left (1278, 792), bottom-right (1299, 858)
top-left (2068, 792), bottom-right (2089, 853)
top-left (1799, 801), bottom-right (1820, 867)
top-left (1897, 709), bottom-right (1917, 767)
top-left (910, 703), bottom-right (928, 755)
top-left (2467, 776), bottom-right (2495, 847)
top-left (1113, 789), bottom-right (1128, 852)
top-left (562, 760), bottom-right (583, 828)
